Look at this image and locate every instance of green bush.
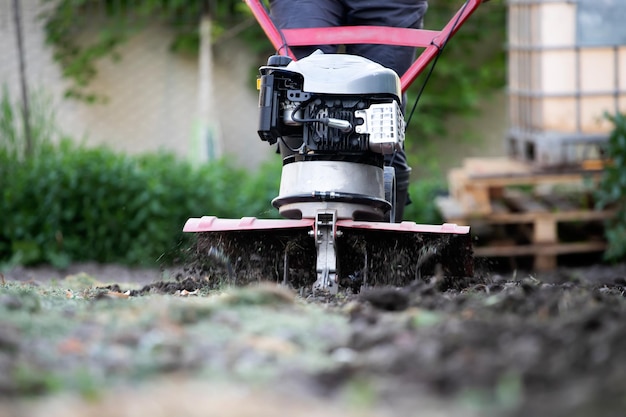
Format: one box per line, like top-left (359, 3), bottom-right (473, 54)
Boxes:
top-left (0, 86), bottom-right (58, 161)
top-left (0, 140), bottom-right (282, 268)
top-left (0, 85), bottom-right (443, 267)
top-left (404, 177), bottom-right (445, 225)
top-left (596, 113), bottom-right (626, 261)
top-left (0, 139), bottom-right (444, 268)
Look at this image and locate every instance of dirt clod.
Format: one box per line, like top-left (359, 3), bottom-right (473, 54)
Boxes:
top-left (359, 287), bottom-right (410, 311)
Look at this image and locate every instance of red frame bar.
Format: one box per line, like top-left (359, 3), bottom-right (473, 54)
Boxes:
top-left (244, 0), bottom-right (485, 92)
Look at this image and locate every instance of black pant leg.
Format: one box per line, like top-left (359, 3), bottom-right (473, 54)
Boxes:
top-left (269, 0), bottom-right (344, 58)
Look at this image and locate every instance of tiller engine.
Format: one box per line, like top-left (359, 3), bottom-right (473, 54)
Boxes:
top-left (184, 0), bottom-right (486, 293)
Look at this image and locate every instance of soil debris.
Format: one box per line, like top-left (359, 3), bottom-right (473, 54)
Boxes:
top-left (359, 287), bottom-right (410, 311)
top-left (1, 261), bottom-right (625, 416)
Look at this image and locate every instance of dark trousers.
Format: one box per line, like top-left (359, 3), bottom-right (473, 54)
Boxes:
top-left (269, 0), bottom-right (427, 78)
top-left (270, 0), bottom-right (428, 220)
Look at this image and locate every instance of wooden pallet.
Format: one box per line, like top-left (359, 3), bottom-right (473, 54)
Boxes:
top-left (448, 157), bottom-right (604, 216)
top-left (439, 157), bottom-right (614, 271)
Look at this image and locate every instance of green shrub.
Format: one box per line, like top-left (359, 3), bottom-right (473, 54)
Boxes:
top-left (0, 139), bottom-right (450, 268)
top-left (596, 113), bottom-right (626, 261)
top-left (0, 86), bottom-right (59, 161)
top-left (0, 140), bottom-right (281, 268)
top-left (404, 177), bottom-right (446, 225)
top-left (0, 85), bottom-right (445, 267)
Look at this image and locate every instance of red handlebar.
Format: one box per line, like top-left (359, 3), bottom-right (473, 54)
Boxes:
top-left (244, 0), bottom-right (485, 92)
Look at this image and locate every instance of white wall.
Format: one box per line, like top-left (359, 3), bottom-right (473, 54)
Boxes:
top-left (0, 0), bottom-right (275, 169)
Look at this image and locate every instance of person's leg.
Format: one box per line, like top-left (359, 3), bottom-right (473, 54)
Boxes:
top-left (269, 0), bottom-right (345, 58)
top-left (384, 152), bottom-right (411, 223)
top-left (344, 0), bottom-right (427, 75)
top-left (345, 0), bottom-right (428, 222)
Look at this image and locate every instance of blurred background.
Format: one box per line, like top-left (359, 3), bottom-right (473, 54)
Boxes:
top-left (1, 0), bottom-right (276, 169)
top-left (2, 0), bottom-right (625, 269)
top-left (0, 0), bottom-right (508, 175)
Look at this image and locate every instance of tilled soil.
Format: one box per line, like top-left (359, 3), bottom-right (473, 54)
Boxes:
top-left (112, 265), bottom-right (626, 416)
top-left (2, 262), bottom-right (626, 417)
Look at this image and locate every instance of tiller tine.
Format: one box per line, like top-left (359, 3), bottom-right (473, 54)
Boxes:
top-left (183, 216), bottom-right (472, 293)
top-left (183, 217), bottom-right (316, 289)
top-left (335, 220), bottom-right (473, 291)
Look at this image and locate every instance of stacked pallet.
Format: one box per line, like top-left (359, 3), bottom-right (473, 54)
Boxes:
top-left (437, 157), bottom-right (614, 270)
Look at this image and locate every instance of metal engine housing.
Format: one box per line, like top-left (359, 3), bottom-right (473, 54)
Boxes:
top-left (257, 51), bottom-right (405, 220)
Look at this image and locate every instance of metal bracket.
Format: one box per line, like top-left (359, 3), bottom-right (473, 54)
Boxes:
top-left (355, 102), bottom-right (405, 154)
top-left (311, 210), bottom-right (340, 294)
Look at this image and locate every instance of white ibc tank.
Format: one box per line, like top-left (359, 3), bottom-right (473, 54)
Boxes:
top-left (507, 0), bottom-right (626, 167)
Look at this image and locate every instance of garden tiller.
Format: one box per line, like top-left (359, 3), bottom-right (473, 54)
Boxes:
top-left (184, 0), bottom-right (486, 293)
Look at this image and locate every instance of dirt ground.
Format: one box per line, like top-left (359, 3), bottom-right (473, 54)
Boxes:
top-left (1, 260), bottom-right (626, 417)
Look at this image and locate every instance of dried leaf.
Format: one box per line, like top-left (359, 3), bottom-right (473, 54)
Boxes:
top-left (57, 337), bottom-right (84, 354)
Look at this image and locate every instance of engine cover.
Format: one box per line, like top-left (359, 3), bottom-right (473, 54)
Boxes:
top-left (257, 52), bottom-right (404, 155)
top-left (256, 51), bottom-right (406, 221)
top-left (284, 51), bottom-right (401, 97)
